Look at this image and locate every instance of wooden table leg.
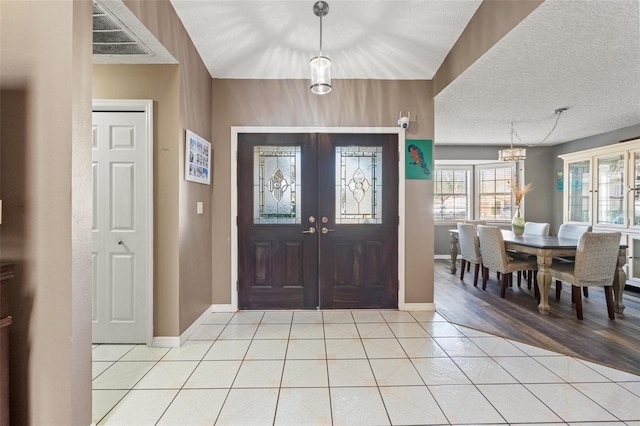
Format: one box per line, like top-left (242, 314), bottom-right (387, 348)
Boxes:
top-left (613, 248), bottom-right (627, 314)
top-left (449, 231), bottom-right (459, 274)
top-left (536, 249), bottom-right (552, 314)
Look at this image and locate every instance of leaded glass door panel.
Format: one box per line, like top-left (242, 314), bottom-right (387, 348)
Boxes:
top-left (237, 132), bottom-right (398, 309)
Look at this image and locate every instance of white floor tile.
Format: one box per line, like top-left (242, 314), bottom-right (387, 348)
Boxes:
top-left (286, 339), bottom-right (326, 359)
top-left (92, 389), bottom-right (127, 425)
top-left (254, 324), bottom-right (291, 339)
top-left (356, 322), bottom-right (395, 338)
top-left (281, 359), bottom-right (328, 387)
top-left (183, 360), bottom-right (241, 388)
top-left (352, 310), bottom-right (386, 323)
top-left (379, 386), bottom-right (448, 425)
top-left (92, 344), bottom-right (136, 362)
top-left (429, 384), bottom-right (505, 424)
top-left (434, 336), bottom-right (487, 357)
top-left (478, 384), bottom-right (563, 423)
top-left (92, 362), bottom-right (113, 380)
top-left (261, 311), bottom-right (293, 324)
top-left (380, 310), bottom-right (416, 323)
top-left (369, 358), bottom-right (423, 386)
top-left (97, 389), bottom-right (177, 425)
top-left (322, 310), bottom-right (354, 323)
top-left (244, 339), bottom-right (288, 360)
top-left (452, 357), bottom-right (518, 384)
top-left (156, 389), bottom-right (228, 425)
top-left (578, 359), bottom-right (640, 382)
top-left (202, 312), bottom-right (233, 324)
top-left (327, 359), bottom-right (376, 387)
top-left (289, 323), bottom-right (325, 339)
top-left (162, 341), bottom-right (212, 361)
top-left (492, 356), bottom-right (564, 383)
top-left (292, 311), bottom-right (323, 324)
top-left (216, 388), bottom-right (279, 425)
top-left (324, 322), bottom-right (359, 339)
top-left (397, 337), bottom-right (448, 358)
top-left (525, 383), bottom-right (617, 422)
top-left (361, 338), bottom-right (407, 358)
top-left (120, 345), bottom-right (170, 361)
top-left (228, 311), bottom-right (264, 324)
top-left (388, 322), bottom-right (430, 338)
top-left (92, 361), bottom-right (156, 390)
top-left (534, 355), bottom-right (610, 382)
top-left (189, 323), bottom-right (225, 340)
top-left (620, 381), bottom-right (640, 397)
top-left (134, 361), bottom-right (198, 389)
top-left (423, 322), bottom-right (466, 337)
top-left (218, 323), bottom-right (259, 340)
top-left (454, 324), bottom-right (498, 337)
top-left (203, 339), bottom-right (251, 360)
top-left (411, 357), bottom-right (471, 385)
top-left (468, 336), bottom-right (528, 356)
top-left (330, 387), bottom-right (390, 426)
top-left (325, 338), bottom-right (366, 359)
top-left (274, 387), bottom-right (332, 425)
top-left (233, 359), bottom-right (284, 388)
top-left (572, 381), bottom-right (640, 421)
top-left (511, 340), bottom-right (565, 356)
top-left (410, 310), bottom-right (446, 322)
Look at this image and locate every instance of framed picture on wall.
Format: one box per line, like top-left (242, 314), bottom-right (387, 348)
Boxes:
top-left (185, 130), bottom-right (211, 185)
top-left (405, 139), bottom-right (432, 180)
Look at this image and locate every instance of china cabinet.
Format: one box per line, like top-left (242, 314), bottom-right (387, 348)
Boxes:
top-left (560, 137), bottom-right (640, 289)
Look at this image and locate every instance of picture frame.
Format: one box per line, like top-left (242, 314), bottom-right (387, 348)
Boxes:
top-left (185, 130), bottom-right (212, 185)
top-left (405, 139), bottom-right (432, 180)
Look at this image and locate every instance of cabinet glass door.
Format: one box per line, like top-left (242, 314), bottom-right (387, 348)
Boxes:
top-left (630, 150), bottom-right (640, 228)
top-left (596, 153), bottom-right (626, 226)
top-left (567, 160), bottom-right (591, 223)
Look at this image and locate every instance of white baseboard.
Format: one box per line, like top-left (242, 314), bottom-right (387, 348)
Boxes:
top-left (151, 336), bottom-right (181, 348)
top-left (399, 303), bottom-right (436, 311)
top-left (434, 254), bottom-right (452, 260)
top-left (179, 305), bottom-right (217, 346)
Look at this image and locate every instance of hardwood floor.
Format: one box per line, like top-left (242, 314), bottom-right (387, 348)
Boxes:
top-left (434, 259), bottom-right (640, 376)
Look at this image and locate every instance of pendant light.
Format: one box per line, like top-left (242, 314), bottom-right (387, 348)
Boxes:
top-left (310, 1), bottom-right (331, 95)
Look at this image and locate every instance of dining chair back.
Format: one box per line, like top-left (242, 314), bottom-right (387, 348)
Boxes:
top-left (549, 232), bottom-right (621, 320)
top-left (477, 225), bottom-right (537, 297)
top-left (557, 223), bottom-right (592, 239)
top-left (457, 223), bottom-right (482, 286)
top-left (464, 220), bottom-right (487, 226)
top-left (523, 222), bottom-right (550, 236)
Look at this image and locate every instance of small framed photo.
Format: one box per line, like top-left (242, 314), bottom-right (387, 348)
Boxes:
top-left (185, 130), bottom-right (211, 185)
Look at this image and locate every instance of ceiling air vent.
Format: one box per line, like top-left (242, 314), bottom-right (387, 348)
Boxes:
top-left (93, 1), bottom-right (151, 56)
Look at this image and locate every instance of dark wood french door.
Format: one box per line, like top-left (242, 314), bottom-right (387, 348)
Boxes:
top-left (237, 132), bottom-right (398, 309)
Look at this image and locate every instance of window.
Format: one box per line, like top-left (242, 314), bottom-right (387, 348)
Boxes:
top-left (434, 167), bottom-right (470, 221)
top-left (433, 162), bottom-right (517, 222)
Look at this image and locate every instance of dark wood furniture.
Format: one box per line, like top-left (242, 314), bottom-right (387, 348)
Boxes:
top-left (449, 229), bottom-right (627, 315)
top-left (0, 263), bottom-right (14, 426)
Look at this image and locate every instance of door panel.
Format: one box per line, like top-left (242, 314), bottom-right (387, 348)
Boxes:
top-left (237, 132), bottom-right (398, 309)
top-left (92, 111), bottom-right (148, 343)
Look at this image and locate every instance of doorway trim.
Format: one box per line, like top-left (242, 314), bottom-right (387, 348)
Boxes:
top-left (92, 99), bottom-right (154, 345)
top-left (230, 126), bottom-right (406, 311)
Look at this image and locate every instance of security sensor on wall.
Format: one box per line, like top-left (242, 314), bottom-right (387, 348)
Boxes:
top-left (398, 111), bottom-right (410, 129)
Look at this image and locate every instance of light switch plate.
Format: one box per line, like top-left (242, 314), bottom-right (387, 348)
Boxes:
top-left (197, 201), bottom-right (203, 214)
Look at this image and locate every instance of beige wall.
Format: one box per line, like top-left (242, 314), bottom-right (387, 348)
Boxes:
top-left (0, 0), bottom-right (93, 424)
top-left (93, 64), bottom-right (183, 336)
top-left (122, 0), bottom-right (214, 334)
top-left (211, 79), bottom-right (435, 304)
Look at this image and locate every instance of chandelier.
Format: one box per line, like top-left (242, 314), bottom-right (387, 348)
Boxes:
top-left (498, 107), bottom-right (567, 162)
top-left (310, 1), bottom-right (331, 95)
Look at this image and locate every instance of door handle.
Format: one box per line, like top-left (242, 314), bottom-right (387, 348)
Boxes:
top-left (321, 227), bottom-right (335, 234)
top-left (302, 227), bottom-right (316, 234)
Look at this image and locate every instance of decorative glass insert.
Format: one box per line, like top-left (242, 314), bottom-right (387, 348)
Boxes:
top-left (335, 146), bottom-right (382, 224)
top-left (253, 146), bottom-right (301, 224)
top-left (597, 153), bottom-right (625, 225)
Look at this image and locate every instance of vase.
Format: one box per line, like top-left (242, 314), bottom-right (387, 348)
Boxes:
top-left (511, 205), bottom-right (525, 236)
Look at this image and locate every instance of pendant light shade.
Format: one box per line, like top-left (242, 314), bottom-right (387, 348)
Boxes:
top-left (310, 1), bottom-right (331, 95)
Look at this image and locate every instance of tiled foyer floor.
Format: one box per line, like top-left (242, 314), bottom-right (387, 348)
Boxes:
top-left (92, 310), bottom-right (640, 425)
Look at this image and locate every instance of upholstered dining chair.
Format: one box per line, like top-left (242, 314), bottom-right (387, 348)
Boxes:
top-left (464, 219), bottom-right (487, 226)
top-left (523, 222), bottom-right (550, 236)
top-left (555, 223), bottom-right (593, 300)
top-left (549, 231), bottom-right (621, 320)
top-left (477, 225), bottom-right (537, 297)
top-left (457, 223), bottom-right (483, 287)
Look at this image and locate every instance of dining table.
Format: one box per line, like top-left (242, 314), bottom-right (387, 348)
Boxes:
top-left (448, 228), bottom-right (627, 315)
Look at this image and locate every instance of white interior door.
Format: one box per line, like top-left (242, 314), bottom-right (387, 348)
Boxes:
top-left (92, 110), bottom-right (149, 343)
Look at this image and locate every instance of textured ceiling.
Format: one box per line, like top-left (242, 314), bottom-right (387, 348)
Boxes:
top-left (93, 0), bottom-right (640, 147)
